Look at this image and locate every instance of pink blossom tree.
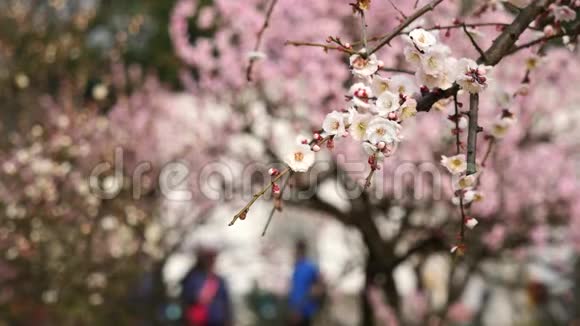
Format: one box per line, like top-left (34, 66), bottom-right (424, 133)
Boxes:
top-left (170, 0), bottom-right (580, 323)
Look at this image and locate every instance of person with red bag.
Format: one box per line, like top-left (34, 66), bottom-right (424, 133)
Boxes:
top-left (181, 246), bottom-right (233, 326)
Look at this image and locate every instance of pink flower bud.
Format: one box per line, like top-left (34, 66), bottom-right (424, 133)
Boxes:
top-left (377, 60), bottom-right (384, 68)
top-left (272, 183), bottom-right (281, 194)
top-left (312, 144), bottom-right (321, 152)
top-left (313, 133), bottom-right (322, 140)
top-left (268, 168), bottom-right (280, 177)
top-left (543, 25), bottom-right (555, 36)
top-left (377, 141), bottom-right (386, 150)
top-left (342, 131), bottom-right (349, 138)
top-left (344, 42), bottom-right (352, 49)
top-left (387, 112), bottom-right (398, 120)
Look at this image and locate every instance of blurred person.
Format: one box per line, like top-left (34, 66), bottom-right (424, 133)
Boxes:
top-left (288, 239), bottom-right (326, 326)
top-left (181, 245), bottom-right (233, 326)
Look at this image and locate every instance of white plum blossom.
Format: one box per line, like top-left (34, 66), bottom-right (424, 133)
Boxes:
top-left (349, 113), bottom-right (371, 141)
top-left (399, 98), bottom-right (417, 121)
top-left (322, 111), bottom-right (347, 137)
top-left (452, 190), bottom-right (483, 205)
top-left (366, 117), bottom-right (401, 144)
top-left (350, 52), bottom-right (380, 77)
top-left (420, 48), bottom-right (447, 76)
top-left (362, 141), bottom-right (396, 161)
top-left (455, 58), bottom-right (492, 94)
top-left (441, 154), bottom-right (467, 175)
top-left (416, 69), bottom-right (454, 90)
top-left (464, 190), bottom-right (484, 204)
top-left (283, 143), bottom-right (315, 172)
top-left (453, 174), bottom-right (478, 190)
top-left (375, 91), bottom-right (400, 116)
top-left (407, 28), bottom-right (437, 51)
top-left (349, 82), bottom-right (373, 108)
top-left (391, 75), bottom-right (419, 96)
top-left (404, 46), bottom-right (423, 68)
top-left (550, 5), bottom-right (576, 22)
top-left (371, 75), bottom-right (392, 96)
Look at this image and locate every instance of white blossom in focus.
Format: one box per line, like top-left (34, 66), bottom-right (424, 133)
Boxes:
top-left (322, 111), bottom-right (347, 137)
top-left (349, 83), bottom-right (373, 109)
top-left (283, 143), bottom-right (315, 172)
top-left (350, 52), bottom-right (380, 77)
top-left (454, 58), bottom-right (492, 94)
top-left (349, 113), bottom-right (371, 141)
top-left (441, 154), bottom-right (467, 175)
top-left (366, 117), bottom-right (401, 144)
top-left (371, 75), bottom-right (392, 96)
top-left (420, 46), bottom-right (449, 75)
top-left (391, 75), bottom-right (419, 96)
top-left (408, 28), bottom-right (437, 51)
top-left (453, 174), bottom-right (478, 190)
top-left (375, 91), bottom-right (400, 116)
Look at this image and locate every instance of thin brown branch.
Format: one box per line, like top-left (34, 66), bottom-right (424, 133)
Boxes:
top-left (229, 167), bottom-right (290, 226)
top-left (462, 24), bottom-right (487, 61)
top-left (414, 0), bottom-right (421, 9)
top-left (363, 168), bottom-right (376, 190)
top-left (388, 0), bottom-right (408, 19)
top-left (381, 67), bottom-right (414, 74)
top-left (453, 94), bottom-right (462, 154)
top-left (426, 22), bottom-right (509, 31)
top-left (261, 171), bottom-right (293, 236)
top-left (368, 0), bottom-right (444, 54)
top-left (454, 94), bottom-right (468, 244)
top-left (361, 11), bottom-right (368, 49)
top-left (466, 93), bottom-right (479, 175)
top-left (481, 137), bottom-right (495, 167)
top-left (417, 0), bottom-right (556, 113)
top-left (505, 26), bottom-right (579, 56)
top-left (246, 0), bottom-right (279, 82)
top-left (284, 40), bottom-right (354, 54)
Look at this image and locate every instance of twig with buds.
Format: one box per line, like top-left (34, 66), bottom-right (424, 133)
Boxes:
top-left (462, 24), bottom-right (487, 61)
top-left (246, 0), bottom-right (279, 81)
top-left (228, 167), bottom-right (290, 226)
top-left (368, 0), bottom-right (444, 54)
top-left (261, 171), bottom-right (293, 236)
top-left (284, 40), bottom-right (355, 54)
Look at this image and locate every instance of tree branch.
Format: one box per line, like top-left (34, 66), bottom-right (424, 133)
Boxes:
top-left (416, 0), bottom-right (556, 112)
top-left (368, 0), bottom-right (444, 55)
top-left (246, 0), bottom-right (279, 81)
top-left (466, 93), bottom-right (479, 175)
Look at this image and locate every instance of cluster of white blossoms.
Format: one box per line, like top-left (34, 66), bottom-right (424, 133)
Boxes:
top-left (284, 28), bottom-right (495, 175)
top-left (404, 28), bottom-right (492, 94)
top-left (283, 47), bottom-right (421, 173)
top-left (320, 49), bottom-right (421, 172)
top-left (440, 154), bottom-right (483, 230)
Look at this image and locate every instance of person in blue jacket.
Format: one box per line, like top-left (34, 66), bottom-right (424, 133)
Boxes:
top-left (181, 246), bottom-right (232, 326)
top-left (288, 240), bottom-right (326, 326)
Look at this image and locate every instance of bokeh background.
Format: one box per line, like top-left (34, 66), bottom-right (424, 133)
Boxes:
top-left (1, 0), bottom-right (580, 325)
